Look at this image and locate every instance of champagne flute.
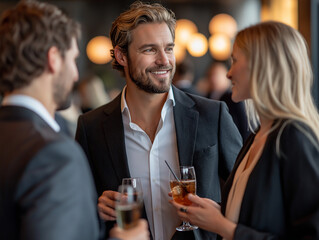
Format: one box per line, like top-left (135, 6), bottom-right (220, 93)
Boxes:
top-left (122, 177), bottom-right (143, 194)
top-left (169, 166), bottom-right (198, 231)
top-left (115, 185), bottom-right (143, 230)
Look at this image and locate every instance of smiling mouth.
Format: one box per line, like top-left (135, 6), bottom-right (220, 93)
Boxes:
top-left (149, 69), bottom-right (172, 79)
top-left (152, 70), bottom-right (170, 75)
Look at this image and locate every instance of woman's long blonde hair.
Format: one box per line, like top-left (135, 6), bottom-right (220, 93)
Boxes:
top-left (235, 21), bottom-right (319, 145)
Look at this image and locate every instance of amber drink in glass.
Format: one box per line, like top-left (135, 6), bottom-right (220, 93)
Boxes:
top-left (170, 166), bottom-right (198, 231)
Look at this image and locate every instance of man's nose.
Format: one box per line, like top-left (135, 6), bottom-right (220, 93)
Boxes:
top-left (155, 49), bottom-right (169, 66)
top-left (226, 69), bottom-right (232, 79)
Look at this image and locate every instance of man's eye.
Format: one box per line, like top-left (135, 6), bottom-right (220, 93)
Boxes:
top-left (166, 47), bottom-right (174, 52)
top-left (144, 48), bottom-right (155, 53)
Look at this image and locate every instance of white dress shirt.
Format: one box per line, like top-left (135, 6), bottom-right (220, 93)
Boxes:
top-left (2, 94), bottom-right (60, 132)
top-left (121, 86), bottom-right (181, 240)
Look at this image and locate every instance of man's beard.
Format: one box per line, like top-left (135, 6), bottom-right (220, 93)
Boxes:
top-left (55, 92), bottom-right (72, 111)
top-left (128, 58), bottom-right (174, 94)
top-left (53, 77), bottom-right (73, 111)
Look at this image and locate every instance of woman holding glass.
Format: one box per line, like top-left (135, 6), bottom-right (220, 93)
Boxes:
top-left (171, 21), bottom-right (319, 239)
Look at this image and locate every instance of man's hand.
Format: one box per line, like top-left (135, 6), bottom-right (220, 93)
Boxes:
top-left (98, 190), bottom-right (119, 221)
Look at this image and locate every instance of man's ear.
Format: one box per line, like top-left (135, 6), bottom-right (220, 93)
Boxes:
top-left (47, 46), bottom-right (62, 73)
top-left (114, 46), bottom-right (127, 67)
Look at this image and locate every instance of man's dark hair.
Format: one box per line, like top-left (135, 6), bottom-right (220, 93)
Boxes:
top-left (0, 0), bottom-right (81, 94)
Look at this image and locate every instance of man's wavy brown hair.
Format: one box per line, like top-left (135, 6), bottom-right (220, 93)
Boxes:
top-left (109, 1), bottom-right (176, 75)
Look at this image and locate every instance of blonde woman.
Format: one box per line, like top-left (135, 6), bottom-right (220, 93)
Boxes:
top-left (171, 21), bottom-right (319, 239)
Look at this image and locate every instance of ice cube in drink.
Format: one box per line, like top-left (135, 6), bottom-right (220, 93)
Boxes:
top-left (170, 180), bottom-right (195, 206)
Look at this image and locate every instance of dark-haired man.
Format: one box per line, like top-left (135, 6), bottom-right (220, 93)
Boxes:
top-left (0, 1), bottom-right (149, 240)
top-left (0, 1), bottom-right (103, 239)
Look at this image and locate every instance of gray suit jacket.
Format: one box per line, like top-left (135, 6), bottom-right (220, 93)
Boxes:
top-left (76, 86), bottom-right (242, 240)
top-left (0, 106), bottom-right (103, 240)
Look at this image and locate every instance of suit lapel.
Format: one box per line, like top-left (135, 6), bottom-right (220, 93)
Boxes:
top-left (102, 94), bottom-right (130, 183)
top-left (172, 86), bottom-right (199, 167)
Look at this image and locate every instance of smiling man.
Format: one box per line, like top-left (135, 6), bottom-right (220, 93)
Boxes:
top-left (75, 2), bottom-right (242, 240)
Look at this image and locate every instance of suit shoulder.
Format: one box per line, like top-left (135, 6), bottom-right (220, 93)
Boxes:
top-left (80, 103), bottom-right (107, 119)
top-left (186, 93), bottom-right (223, 110)
top-left (31, 137), bottom-right (88, 172)
top-left (277, 120), bottom-right (315, 141)
top-left (13, 124), bottom-right (64, 158)
top-left (273, 119), bottom-right (319, 155)
top-left (79, 95), bottom-right (120, 122)
top-left (25, 128), bottom-right (86, 168)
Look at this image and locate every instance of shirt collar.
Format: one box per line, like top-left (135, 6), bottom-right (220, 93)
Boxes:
top-left (121, 86), bottom-right (175, 122)
top-left (121, 85), bottom-right (175, 119)
top-left (2, 94), bottom-right (60, 132)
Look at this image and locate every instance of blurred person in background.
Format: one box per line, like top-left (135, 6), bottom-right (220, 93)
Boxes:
top-left (205, 61), bottom-right (249, 141)
top-left (0, 1), bottom-right (149, 240)
top-left (75, 1), bottom-right (242, 240)
top-left (77, 74), bottom-right (111, 113)
top-left (205, 61), bottom-right (231, 101)
top-left (172, 59), bottom-right (202, 96)
top-left (171, 21), bottom-right (319, 240)
top-left (57, 75), bottom-right (113, 137)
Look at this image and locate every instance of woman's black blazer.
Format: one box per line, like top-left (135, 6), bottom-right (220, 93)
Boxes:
top-left (220, 120), bottom-right (319, 240)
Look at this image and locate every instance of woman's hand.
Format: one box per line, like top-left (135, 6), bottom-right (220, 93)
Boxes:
top-left (170, 194), bottom-right (236, 239)
top-left (109, 219), bottom-right (150, 240)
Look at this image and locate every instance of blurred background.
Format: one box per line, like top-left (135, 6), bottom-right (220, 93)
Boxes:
top-left (0, 0), bottom-right (318, 135)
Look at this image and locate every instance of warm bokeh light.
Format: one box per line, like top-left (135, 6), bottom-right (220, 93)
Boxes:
top-left (175, 19), bottom-right (198, 47)
top-left (209, 33), bottom-right (231, 60)
top-left (186, 33), bottom-right (208, 57)
top-left (209, 14), bottom-right (237, 38)
top-left (261, 0), bottom-right (298, 29)
top-left (174, 42), bottom-right (186, 63)
top-left (86, 36), bottom-right (112, 64)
